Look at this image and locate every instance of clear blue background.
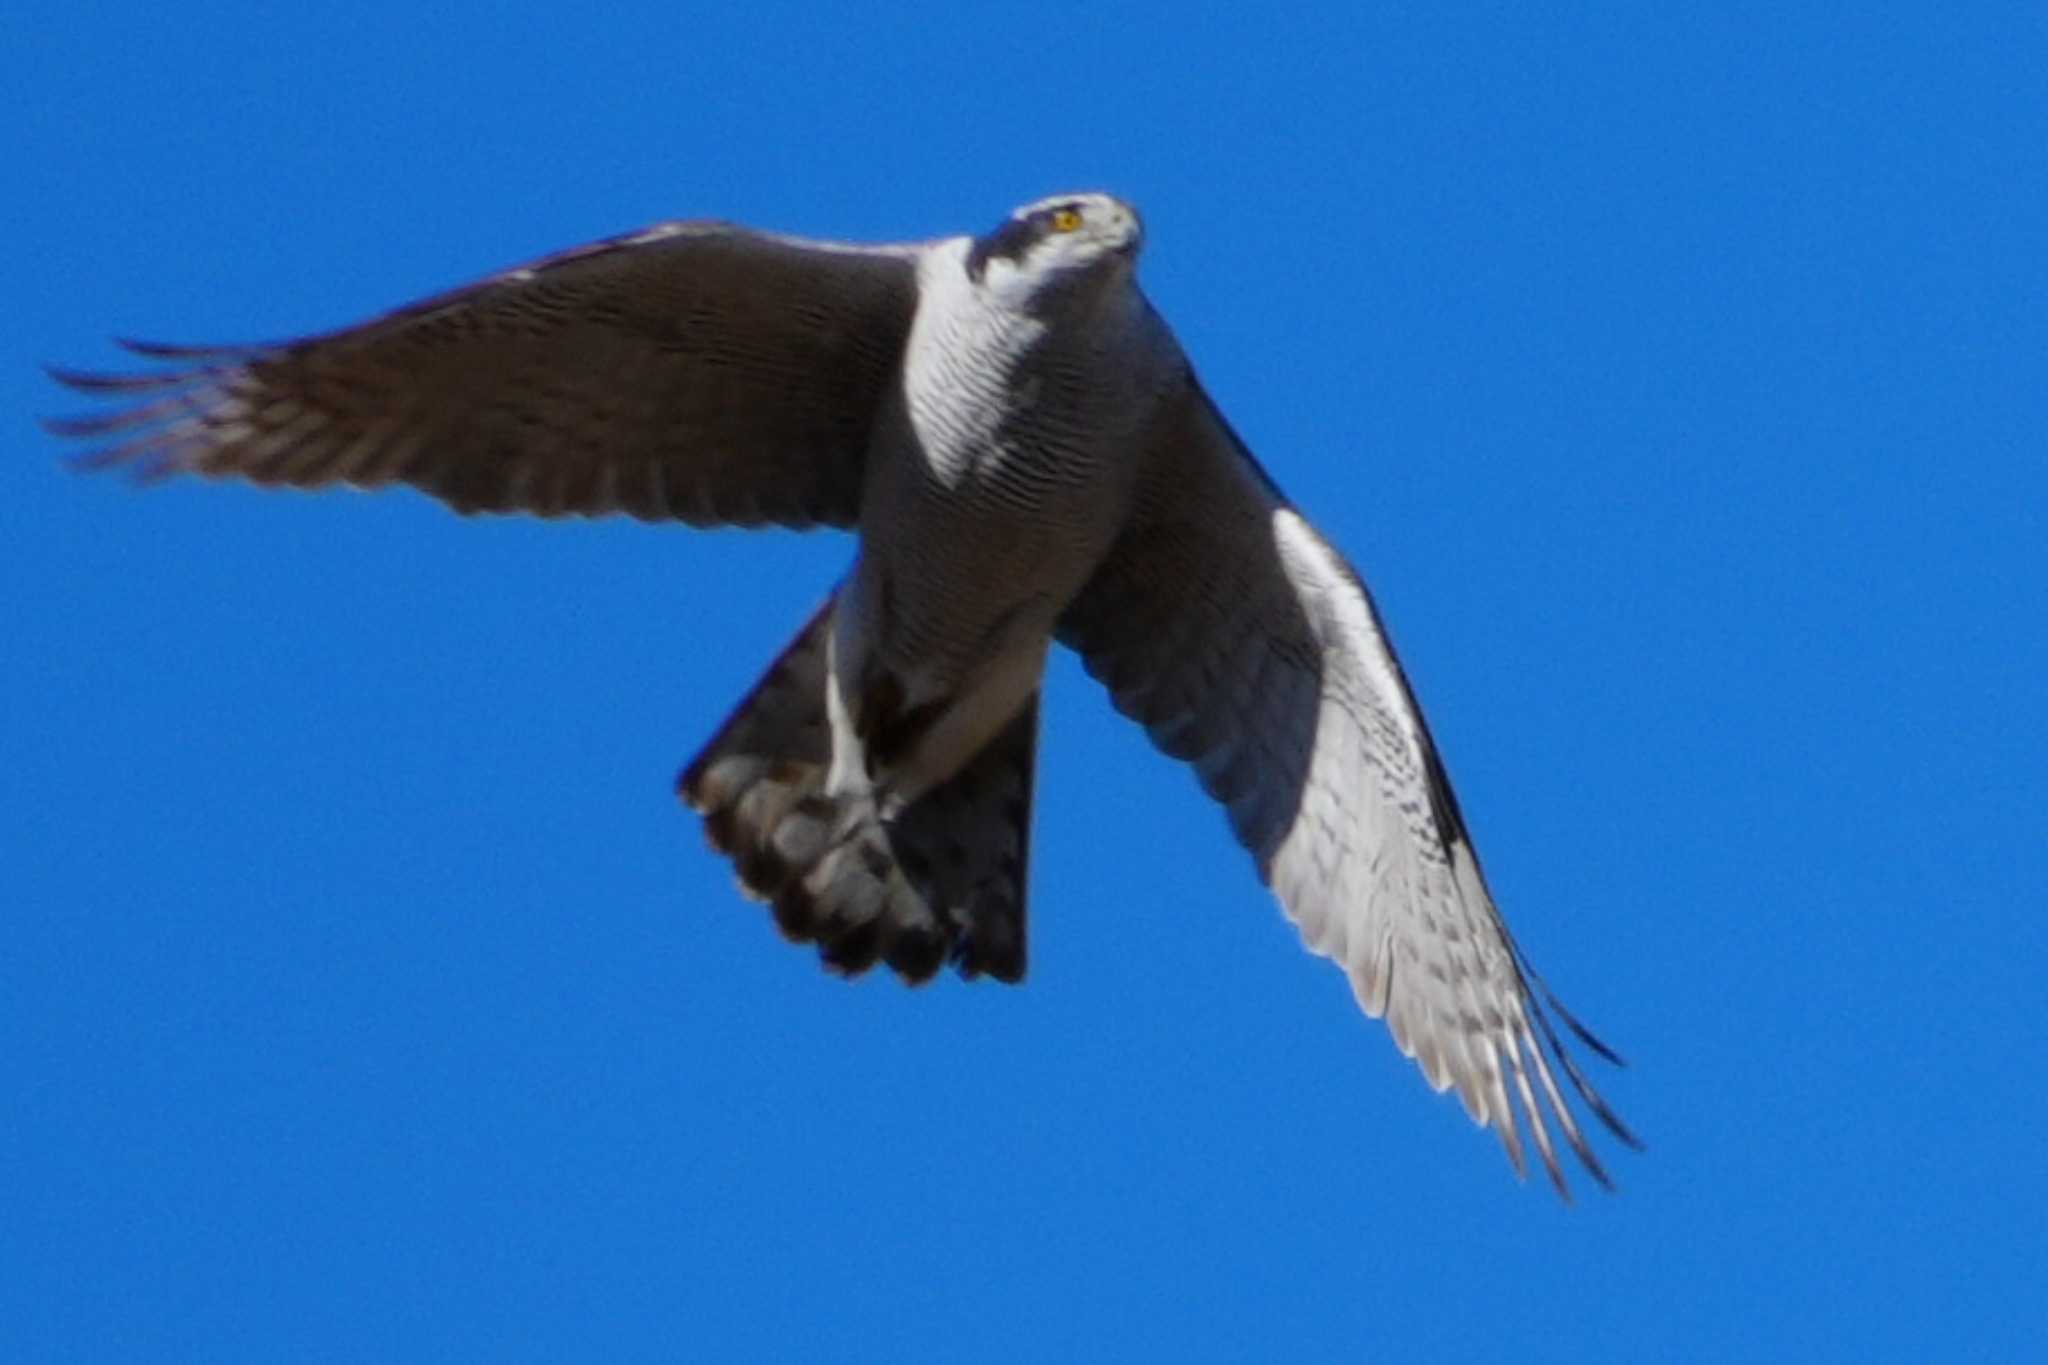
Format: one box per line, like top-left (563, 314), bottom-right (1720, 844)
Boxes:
top-left (5, 4), bottom-right (2043, 1360)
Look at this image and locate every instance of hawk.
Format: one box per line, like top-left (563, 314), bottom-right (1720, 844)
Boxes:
top-left (48, 192), bottom-right (1639, 1195)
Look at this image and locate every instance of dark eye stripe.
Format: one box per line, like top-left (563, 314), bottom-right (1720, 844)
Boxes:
top-left (965, 214), bottom-right (1043, 281)
top-left (964, 202), bottom-right (1089, 281)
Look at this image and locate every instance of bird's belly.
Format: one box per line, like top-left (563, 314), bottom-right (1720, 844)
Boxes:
top-left (859, 464), bottom-right (1105, 690)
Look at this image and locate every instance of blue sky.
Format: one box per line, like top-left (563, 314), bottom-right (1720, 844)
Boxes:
top-left (5, 3), bottom-right (2043, 1360)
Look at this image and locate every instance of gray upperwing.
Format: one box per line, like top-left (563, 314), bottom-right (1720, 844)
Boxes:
top-left (48, 222), bottom-right (930, 528)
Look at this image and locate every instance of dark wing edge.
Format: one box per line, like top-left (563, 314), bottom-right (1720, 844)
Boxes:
top-left (1058, 379), bottom-right (1640, 1198)
top-left (45, 221), bottom-right (929, 528)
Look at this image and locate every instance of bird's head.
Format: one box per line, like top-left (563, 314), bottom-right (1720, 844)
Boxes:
top-left (965, 192), bottom-right (1144, 304)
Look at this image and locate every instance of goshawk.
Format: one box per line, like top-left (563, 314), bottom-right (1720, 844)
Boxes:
top-left (49, 192), bottom-right (1639, 1195)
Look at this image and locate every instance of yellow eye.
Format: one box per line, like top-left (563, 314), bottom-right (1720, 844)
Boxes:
top-left (1050, 207), bottom-right (1084, 232)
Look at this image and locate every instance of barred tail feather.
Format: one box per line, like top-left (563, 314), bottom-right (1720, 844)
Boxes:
top-left (678, 604), bottom-right (1037, 984)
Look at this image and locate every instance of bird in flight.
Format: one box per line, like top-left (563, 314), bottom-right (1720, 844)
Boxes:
top-left (48, 192), bottom-right (1639, 1196)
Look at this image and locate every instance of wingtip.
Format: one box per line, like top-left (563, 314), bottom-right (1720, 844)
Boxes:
top-left (1607, 1114), bottom-right (1649, 1154)
top-left (63, 442), bottom-right (175, 483)
top-left (114, 335), bottom-right (243, 359)
top-left (44, 362), bottom-right (117, 391)
top-left (45, 363), bottom-right (199, 395)
top-left (1538, 1010), bottom-right (1645, 1158)
top-left (1545, 988), bottom-right (1629, 1068)
top-left (1565, 1127), bottom-right (1617, 1194)
top-left (38, 410), bottom-right (92, 437)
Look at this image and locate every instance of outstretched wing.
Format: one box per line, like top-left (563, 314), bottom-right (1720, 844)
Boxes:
top-left (47, 222), bottom-right (927, 527)
top-left (1059, 380), bottom-right (1641, 1197)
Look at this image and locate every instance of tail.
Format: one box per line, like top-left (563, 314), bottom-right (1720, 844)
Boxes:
top-left (678, 602), bottom-right (1036, 984)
